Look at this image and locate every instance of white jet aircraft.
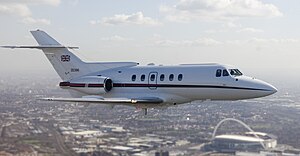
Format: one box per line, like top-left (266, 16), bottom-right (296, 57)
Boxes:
top-left (2, 30), bottom-right (277, 114)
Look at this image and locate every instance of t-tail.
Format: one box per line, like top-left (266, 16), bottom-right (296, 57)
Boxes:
top-left (2, 30), bottom-right (138, 81)
top-left (31, 30), bottom-right (88, 80)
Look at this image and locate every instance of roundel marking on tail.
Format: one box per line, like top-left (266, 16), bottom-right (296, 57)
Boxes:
top-left (61, 55), bottom-right (70, 62)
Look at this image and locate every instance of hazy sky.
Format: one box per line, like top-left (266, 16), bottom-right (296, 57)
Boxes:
top-left (0, 0), bottom-right (300, 81)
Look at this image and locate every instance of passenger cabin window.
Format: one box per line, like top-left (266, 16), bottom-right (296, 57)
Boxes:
top-left (223, 70), bottom-right (229, 76)
top-left (169, 74), bottom-right (174, 81)
top-left (141, 74), bottom-right (145, 81)
top-left (178, 74), bottom-right (183, 81)
top-left (160, 74), bottom-right (165, 81)
top-left (150, 74), bottom-right (155, 81)
top-left (230, 69), bottom-right (243, 76)
top-left (216, 69), bottom-right (222, 77)
top-left (132, 75), bottom-right (136, 81)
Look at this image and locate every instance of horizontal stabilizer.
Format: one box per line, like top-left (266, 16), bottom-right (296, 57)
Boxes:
top-left (1, 45), bottom-right (79, 49)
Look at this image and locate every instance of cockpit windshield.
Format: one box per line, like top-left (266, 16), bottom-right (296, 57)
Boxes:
top-left (229, 69), bottom-right (243, 76)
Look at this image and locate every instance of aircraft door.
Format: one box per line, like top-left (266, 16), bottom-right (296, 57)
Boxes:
top-left (148, 72), bottom-right (158, 90)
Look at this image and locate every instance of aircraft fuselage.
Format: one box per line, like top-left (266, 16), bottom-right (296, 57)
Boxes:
top-left (61, 64), bottom-right (277, 107)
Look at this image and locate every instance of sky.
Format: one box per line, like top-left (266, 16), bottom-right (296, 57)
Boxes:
top-left (0, 0), bottom-right (300, 83)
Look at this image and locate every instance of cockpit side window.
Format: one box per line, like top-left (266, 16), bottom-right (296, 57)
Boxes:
top-left (223, 69), bottom-right (229, 76)
top-left (230, 69), bottom-right (243, 76)
top-left (216, 69), bottom-right (222, 77)
top-left (236, 69), bottom-right (243, 75)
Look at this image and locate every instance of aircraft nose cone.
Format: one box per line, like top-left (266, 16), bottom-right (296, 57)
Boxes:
top-left (261, 81), bottom-right (277, 96)
top-left (247, 77), bottom-right (277, 97)
top-left (266, 84), bottom-right (277, 94)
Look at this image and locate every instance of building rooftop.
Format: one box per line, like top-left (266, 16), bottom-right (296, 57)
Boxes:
top-left (245, 132), bottom-right (267, 136)
top-left (215, 134), bottom-right (264, 142)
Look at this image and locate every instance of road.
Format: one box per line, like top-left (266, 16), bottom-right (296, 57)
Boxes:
top-left (40, 122), bottom-right (76, 156)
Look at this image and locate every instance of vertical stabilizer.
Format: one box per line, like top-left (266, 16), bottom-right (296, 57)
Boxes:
top-left (2, 30), bottom-right (139, 82)
top-left (31, 30), bottom-right (60, 45)
top-left (30, 30), bottom-right (89, 81)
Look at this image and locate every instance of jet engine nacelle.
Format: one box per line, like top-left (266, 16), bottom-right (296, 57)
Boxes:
top-left (60, 76), bottom-right (113, 95)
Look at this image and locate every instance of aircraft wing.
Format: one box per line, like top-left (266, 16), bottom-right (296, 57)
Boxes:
top-left (40, 97), bottom-right (164, 104)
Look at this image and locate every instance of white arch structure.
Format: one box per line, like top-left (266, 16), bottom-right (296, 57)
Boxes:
top-left (212, 118), bottom-right (265, 149)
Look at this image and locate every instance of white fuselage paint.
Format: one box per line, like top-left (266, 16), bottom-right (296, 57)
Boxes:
top-left (67, 63), bottom-right (277, 107)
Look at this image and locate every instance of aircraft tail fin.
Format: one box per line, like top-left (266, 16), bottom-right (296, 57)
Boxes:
top-left (29, 30), bottom-right (89, 81)
top-left (30, 30), bottom-right (61, 45)
top-left (2, 30), bottom-right (139, 82)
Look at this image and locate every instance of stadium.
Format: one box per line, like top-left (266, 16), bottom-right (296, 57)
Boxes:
top-left (208, 118), bottom-right (277, 153)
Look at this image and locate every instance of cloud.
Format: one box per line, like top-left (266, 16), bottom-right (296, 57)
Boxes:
top-left (67, 0), bottom-right (79, 6)
top-left (154, 38), bottom-right (222, 47)
top-left (151, 35), bottom-right (299, 48)
top-left (225, 38), bottom-right (300, 51)
top-left (248, 38), bottom-right (300, 44)
top-left (0, 0), bottom-right (60, 6)
top-left (223, 22), bottom-right (241, 28)
top-left (160, 0), bottom-right (282, 22)
top-left (22, 17), bottom-right (51, 25)
top-left (204, 29), bottom-right (227, 34)
top-left (89, 20), bottom-right (100, 25)
top-left (204, 24), bottom-right (263, 34)
top-left (0, 0), bottom-right (61, 25)
top-left (0, 3), bottom-right (31, 17)
top-left (225, 38), bottom-right (300, 45)
top-left (100, 35), bottom-right (133, 41)
top-left (94, 12), bottom-right (162, 26)
top-left (31, 0), bottom-right (60, 6)
top-left (237, 27), bottom-right (263, 33)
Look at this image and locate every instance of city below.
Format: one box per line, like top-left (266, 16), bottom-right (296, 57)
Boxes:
top-left (0, 74), bottom-right (300, 156)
